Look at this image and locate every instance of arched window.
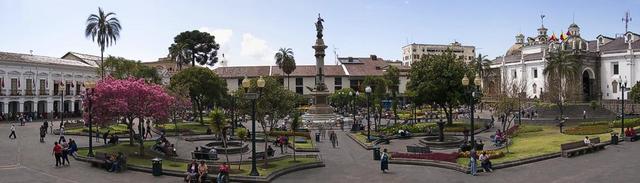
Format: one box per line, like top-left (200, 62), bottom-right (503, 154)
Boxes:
top-left (612, 81), bottom-right (618, 93)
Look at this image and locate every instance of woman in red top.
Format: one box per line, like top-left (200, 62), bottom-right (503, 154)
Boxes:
top-left (217, 162), bottom-right (230, 183)
top-left (52, 142), bottom-right (63, 167)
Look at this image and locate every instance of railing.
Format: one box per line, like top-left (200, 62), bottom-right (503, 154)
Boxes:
top-left (39, 90), bottom-right (50, 96)
top-left (24, 89), bottom-right (36, 96)
top-left (10, 89), bottom-right (21, 96)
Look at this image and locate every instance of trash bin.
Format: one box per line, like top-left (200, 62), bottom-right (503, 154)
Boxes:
top-left (151, 158), bottom-right (163, 176)
top-left (611, 134), bottom-right (619, 145)
top-left (315, 133), bottom-right (320, 142)
top-left (373, 147), bottom-right (381, 160)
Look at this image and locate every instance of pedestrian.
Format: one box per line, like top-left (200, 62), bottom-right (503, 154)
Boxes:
top-left (278, 136), bottom-right (285, 153)
top-left (380, 148), bottom-right (389, 173)
top-left (103, 130), bottom-right (110, 144)
top-left (469, 150), bottom-right (478, 176)
top-left (49, 123), bottom-right (53, 134)
top-left (58, 134), bottom-right (66, 144)
top-left (9, 124), bottom-right (17, 139)
top-left (43, 121), bottom-right (49, 133)
top-left (479, 151), bottom-right (493, 172)
top-left (53, 142), bottom-right (63, 167)
top-left (40, 125), bottom-right (46, 142)
top-left (329, 131), bottom-right (337, 148)
top-left (583, 110), bottom-right (587, 119)
top-left (96, 128), bottom-right (101, 142)
top-left (61, 139), bottom-right (70, 166)
top-left (68, 139), bottom-right (78, 158)
top-left (145, 121), bottom-right (153, 138)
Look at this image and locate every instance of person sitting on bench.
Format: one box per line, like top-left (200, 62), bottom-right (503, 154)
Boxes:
top-left (584, 136), bottom-right (594, 148)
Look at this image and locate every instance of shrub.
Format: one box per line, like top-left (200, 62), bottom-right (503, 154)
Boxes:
top-left (564, 125), bottom-right (612, 135)
top-left (443, 123), bottom-right (482, 133)
top-left (579, 121), bottom-right (610, 127)
top-left (390, 152), bottom-right (459, 163)
top-left (612, 118), bottom-right (640, 128)
top-left (458, 150), bottom-right (504, 159)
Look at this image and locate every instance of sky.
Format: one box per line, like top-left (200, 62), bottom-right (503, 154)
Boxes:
top-left (1, 0), bottom-right (639, 67)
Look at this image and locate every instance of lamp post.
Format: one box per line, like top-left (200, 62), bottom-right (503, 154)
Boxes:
top-left (84, 80), bottom-right (96, 157)
top-left (365, 86), bottom-right (372, 142)
top-left (59, 84), bottom-right (64, 131)
top-left (462, 73), bottom-right (482, 147)
top-left (618, 76), bottom-right (628, 137)
top-left (242, 76), bottom-right (265, 176)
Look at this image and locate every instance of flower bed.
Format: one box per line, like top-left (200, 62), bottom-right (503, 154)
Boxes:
top-left (380, 123), bottom-right (435, 135)
top-left (390, 152), bottom-right (459, 163)
top-left (458, 150), bottom-right (505, 159)
top-left (564, 124), bottom-right (612, 135)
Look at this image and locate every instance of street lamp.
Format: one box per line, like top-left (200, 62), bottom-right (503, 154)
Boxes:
top-left (59, 84), bottom-right (65, 131)
top-left (84, 80), bottom-right (96, 157)
top-left (365, 86), bottom-right (372, 142)
top-left (462, 73), bottom-right (482, 147)
top-left (243, 76), bottom-right (265, 176)
top-left (618, 76), bottom-right (628, 137)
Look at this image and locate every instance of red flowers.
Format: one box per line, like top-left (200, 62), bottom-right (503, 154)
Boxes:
top-left (390, 152), bottom-right (459, 163)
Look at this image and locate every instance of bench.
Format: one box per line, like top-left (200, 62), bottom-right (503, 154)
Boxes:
top-left (560, 137), bottom-right (607, 158)
top-left (251, 150), bottom-right (275, 160)
top-left (406, 145), bottom-right (431, 153)
top-left (191, 152), bottom-right (219, 160)
top-left (87, 152), bottom-right (127, 172)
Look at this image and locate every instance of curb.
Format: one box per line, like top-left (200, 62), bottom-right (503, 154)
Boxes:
top-left (74, 154), bottom-right (324, 182)
top-left (389, 158), bottom-right (467, 173)
top-left (492, 152), bottom-right (560, 169)
top-left (346, 133), bottom-right (374, 150)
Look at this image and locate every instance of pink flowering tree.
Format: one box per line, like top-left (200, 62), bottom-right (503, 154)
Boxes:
top-left (83, 77), bottom-right (173, 156)
top-left (167, 88), bottom-right (192, 136)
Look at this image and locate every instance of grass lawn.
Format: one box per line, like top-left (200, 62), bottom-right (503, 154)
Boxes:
top-left (457, 125), bottom-right (611, 166)
top-left (66, 123), bottom-right (129, 135)
top-left (158, 122), bottom-right (211, 134)
top-left (77, 141), bottom-right (318, 176)
top-left (288, 136), bottom-right (315, 149)
top-left (352, 133), bottom-right (373, 146)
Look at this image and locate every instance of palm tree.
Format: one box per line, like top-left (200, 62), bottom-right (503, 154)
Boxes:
top-left (275, 48), bottom-right (296, 89)
top-left (168, 43), bottom-right (190, 70)
top-left (474, 53), bottom-right (491, 79)
top-left (543, 51), bottom-right (580, 119)
top-left (85, 7), bottom-right (122, 79)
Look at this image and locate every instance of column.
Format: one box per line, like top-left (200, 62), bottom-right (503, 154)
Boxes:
top-left (2, 102), bottom-right (8, 114)
top-left (69, 101), bottom-right (74, 114)
top-left (18, 102), bottom-right (24, 113)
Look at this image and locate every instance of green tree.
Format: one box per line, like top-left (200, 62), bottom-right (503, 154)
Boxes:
top-left (363, 76), bottom-right (387, 130)
top-left (383, 66), bottom-right (400, 124)
top-left (209, 108), bottom-right (230, 163)
top-left (234, 127), bottom-right (248, 170)
top-left (101, 56), bottom-right (161, 83)
top-left (543, 51), bottom-right (580, 119)
top-left (85, 7), bottom-right (122, 79)
top-left (290, 113), bottom-right (301, 162)
top-left (170, 30), bottom-right (220, 67)
top-left (408, 50), bottom-right (468, 125)
top-left (630, 82), bottom-right (640, 103)
top-left (168, 43), bottom-right (191, 70)
top-left (328, 88), bottom-right (356, 114)
top-left (170, 67), bottom-right (227, 124)
top-left (275, 48), bottom-right (297, 89)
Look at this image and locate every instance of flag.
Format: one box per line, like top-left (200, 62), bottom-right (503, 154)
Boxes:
top-left (549, 32), bottom-right (558, 42)
top-left (566, 30), bottom-right (571, 36)
top-left (560, 31), bottom-right (567, 41)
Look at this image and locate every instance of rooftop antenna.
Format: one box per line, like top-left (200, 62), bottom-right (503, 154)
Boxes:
top-left (572, 12), bottom-right (575, 24)
top-left (540, 14), bottom-right (546, 27)
top-left (623, 10), bottom-right (632, 33)
top-left (333, 45), bottom-right (339, 65)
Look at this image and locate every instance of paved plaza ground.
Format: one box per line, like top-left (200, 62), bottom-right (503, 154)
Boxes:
top-left (1, 120), bottom-right (640, 183)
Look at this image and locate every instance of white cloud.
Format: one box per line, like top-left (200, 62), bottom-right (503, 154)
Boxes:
top-left (199, 27), bottom-right (233, 50)
top-left (240, 33), bottom-right (274, 64)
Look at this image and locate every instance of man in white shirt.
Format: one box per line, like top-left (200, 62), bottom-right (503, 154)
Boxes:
top-left (583, 136), bottom-right (593, 147)
top-left (9, 124), bottom-right (16, 139)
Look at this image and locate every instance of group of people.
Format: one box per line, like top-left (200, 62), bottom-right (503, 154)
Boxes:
top-left (468, 150), bottom-right (494, 176)
top-left (105, 152), bottom-right (126, 172)
top-left (51, 139), bottom-right (77, 167)
top-left (154, 135), bottom-right (176, 155)
top-left (185, 161), bottom-right (232, 183)
top-left (276, 135), bottom-right (290, 154)
top-left (625, 127), bottom-right (638, 141)
top-left (492, 129), bottom-right (506, 146)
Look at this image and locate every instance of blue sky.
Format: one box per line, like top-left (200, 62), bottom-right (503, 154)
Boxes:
top-left (1, 0), bottom-right (638, 66)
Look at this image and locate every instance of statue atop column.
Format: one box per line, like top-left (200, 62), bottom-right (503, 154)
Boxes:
top-left (315, 14), bottom-right (324, 39)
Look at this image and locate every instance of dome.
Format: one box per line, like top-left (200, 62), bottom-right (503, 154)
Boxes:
top-left (506, 43), bottom-right (523, 55)
top-left (569, 23), bottom-right (579, 28)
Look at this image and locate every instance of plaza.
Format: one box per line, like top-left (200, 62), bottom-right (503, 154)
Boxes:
top-left (3, 1), bottom-right (640, 183)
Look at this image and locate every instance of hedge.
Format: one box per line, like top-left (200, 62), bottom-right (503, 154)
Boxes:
top-left (268, 131), bottom-right (311, 138)
top-left (390, 152), bottom-right (459, 163)
top-left (564, 124), bottom-right (612, 135)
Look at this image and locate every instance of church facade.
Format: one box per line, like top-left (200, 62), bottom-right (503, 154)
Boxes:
top-left (490, 22), bottom-right (640, 101)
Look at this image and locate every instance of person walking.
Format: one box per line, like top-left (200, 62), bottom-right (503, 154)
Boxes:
top-left (61, 139), bottom-right (70, 166)
top-left (469, 150), bottom-right (478, 176)
top-left (40, 125), bottom-right (46, 142)
top-left (145, 121), bottom-right (153, 139)
top-left (329, 131), bottom-right (337, 148)
top-left (380, 148), bottom-right (389, 173)
top-left (96, 128), bottom-right (101, 142)
top-left (9, 124), bottom-right (17, 139)
top-left (53, 142), bottom-right (63, 167)
top-left (103, 130), bottom-right (110, 144)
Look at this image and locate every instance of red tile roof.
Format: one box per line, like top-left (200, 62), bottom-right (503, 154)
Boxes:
top-left (213, 66), bottom-right (270, 78)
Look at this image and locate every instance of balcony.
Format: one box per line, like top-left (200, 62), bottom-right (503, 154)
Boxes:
top-left (39, 90), bottom-right (50, 96)
top-left (24, 89), bottom-right (36, 96)
top-left (9, 89), bottom-right (22, 96)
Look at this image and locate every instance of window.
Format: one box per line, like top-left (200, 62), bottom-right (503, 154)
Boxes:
top-left (512, 69), bottom-right (517, 79)
top-left (296, 87), bottom-right (303, 94)
top-left (54, 83), bottom-right (59, 95)
top-left (334, 77), bottom-right (342, 86)
top-left (296, 78), bottom-right (303, 85)
top-left (612, 81), bottom-right (618, 93)
top-left (533, 68), bottom-right (538, 78)
top-left (39, 80), bottom-right (46, 95)
top-left (613, 63), bottom-right (619, 75)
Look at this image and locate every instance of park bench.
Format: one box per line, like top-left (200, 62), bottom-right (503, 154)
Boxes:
top-left (191, 151), bottom-right (219, 160)
top-left (560, 137), bottom-right (607, 158)
top-left (406, 145), bottom-right (431, 153)
top-left (251, 149), bottom-right (275, 160)
top-left (87, 152), bottom-right (127, 172)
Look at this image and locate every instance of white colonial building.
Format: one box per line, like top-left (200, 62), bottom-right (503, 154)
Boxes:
top-left (0, 51), bottom-right (99, 121)
top-left (490, 21), bottom-right (640, 101)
